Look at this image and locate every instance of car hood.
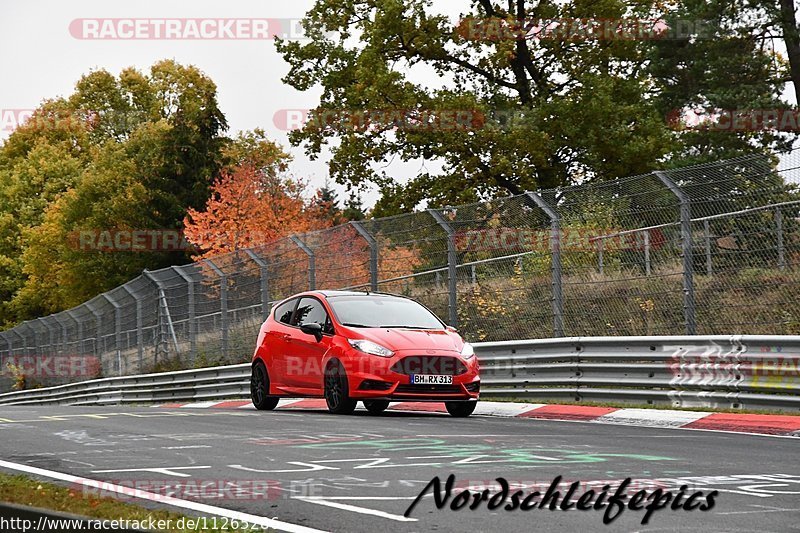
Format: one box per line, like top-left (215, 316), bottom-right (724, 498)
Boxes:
top-left (350, 328), bottom-right (464, 353)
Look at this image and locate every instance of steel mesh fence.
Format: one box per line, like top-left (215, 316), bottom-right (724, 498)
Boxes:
top-left (1, 149), bottom-right (799, 389)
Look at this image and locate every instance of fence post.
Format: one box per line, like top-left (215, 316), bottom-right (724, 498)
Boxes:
top-left (39, 318), bottom-right (56, 357)
top-left (171, 266), bottom-right (196, 365)
top-left (66, 310), bottom-right (83, 356)
top-left (703, 219), bottom-right (712, 276)
top-left (429, 209), bottom-right (459, 328)
top-left (102, 294), bottom-right (123, 375)
top-left (289, 235), bottom-right (315, 290)
top-left (12, 328), bottom-right (26, 358)
top-left (122, 284), bottom-right (143, 372)
top-left (52, 314), bottom-right (69, 356)
top-left (245, 250), bottom-right (271, 321)
top-left (643, 230), bottom-right (651, 276)
top-left (85, 301), bottom-right (103, 361)
top-left (144, 270), bottom-right (181, 363)
top-left (597, 240), bottom-right (604, 274)
top-left (654, 170), bottom-right (696, 335)
top-left (204, 259), bottom-right (228, 359)
top-left (526, 192), bottom-right (565, 337)
top-left (350, 221), bottom-right (378, 291)
top-left (23, 321), bottom-right (37, 357)
top-left (775, 208), bottom-right (786, 270)
top-left (0, 332), bottom-right (7, 371)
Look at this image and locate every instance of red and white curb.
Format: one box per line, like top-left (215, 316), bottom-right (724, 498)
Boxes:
top-left (156, 399), bottom-right (800, 438)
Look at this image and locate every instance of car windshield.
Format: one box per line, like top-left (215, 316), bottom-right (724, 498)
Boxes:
top-left (328, 295), bottom-right (444, 329)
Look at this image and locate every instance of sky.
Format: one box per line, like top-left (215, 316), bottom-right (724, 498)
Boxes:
top-left (1, 0), bottom-right (798, 209)
top-left (0, 0), bottom-right (435, 207)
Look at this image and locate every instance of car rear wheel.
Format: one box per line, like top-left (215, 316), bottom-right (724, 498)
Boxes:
top-left (363, 400), bottom-right (390, 414)
top-left (445, 401), bottom-right (477, 417)
top-left (251, 362), bottom-right (279, 411)
top-left (324, 362), bottom-right (357, 414)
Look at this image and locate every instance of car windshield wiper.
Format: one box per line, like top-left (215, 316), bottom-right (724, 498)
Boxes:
top-left (341, 323), bottom-right (376, 328)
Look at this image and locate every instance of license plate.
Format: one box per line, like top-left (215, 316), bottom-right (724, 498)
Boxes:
top-left (410, 374), bottom-right (453, 385)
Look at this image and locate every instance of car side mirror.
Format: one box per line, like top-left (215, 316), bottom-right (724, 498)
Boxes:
top-left (300, 322), bottom-right (323, 342)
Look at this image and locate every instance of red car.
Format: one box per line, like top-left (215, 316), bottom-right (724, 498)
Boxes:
top-left (250, 290), bottom-right (480, 416)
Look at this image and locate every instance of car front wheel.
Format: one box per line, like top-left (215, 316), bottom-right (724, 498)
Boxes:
top-left (445, 401), bottom-right (477, 417)
top-left (324, 362), bottom-right (357, 414)
top-left (251, 361), bottom-right (279, 411)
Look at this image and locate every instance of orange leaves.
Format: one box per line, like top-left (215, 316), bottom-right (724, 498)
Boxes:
top-left (183, 165), bottom-right (331, 259)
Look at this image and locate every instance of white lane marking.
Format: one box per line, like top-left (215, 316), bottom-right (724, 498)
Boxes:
top-left (0, 459), bottom-right (327, 533)
top-left (230, 462), bottom-right (338, 473)
top-left (161, 445), bottom-right (213, 450)
top-left (294, 497), bottom-right (417, 522)
top-left (91, 466), bottom-right (211, 478)
top-left (301, 497), bottom-right (419, 500)
top-left (718, 504), bottom-right (800, 515)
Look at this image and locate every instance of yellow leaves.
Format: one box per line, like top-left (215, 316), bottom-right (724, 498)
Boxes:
top-left (635, 297), bottom-right (655, 313)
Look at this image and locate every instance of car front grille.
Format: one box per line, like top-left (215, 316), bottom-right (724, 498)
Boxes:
top-left (394, 384), bottom-right (463, 394)
top-left (390, 356), bottom-right (467, 376)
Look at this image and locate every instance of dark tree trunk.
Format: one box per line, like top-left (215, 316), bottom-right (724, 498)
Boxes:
top-left (779, 0), bottom-right (800, 105)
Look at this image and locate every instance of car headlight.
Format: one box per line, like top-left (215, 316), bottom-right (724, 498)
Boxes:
top-left (460, 342), bottom-right (475, 359)
top-left (348, 339), bottom-right (394, 357)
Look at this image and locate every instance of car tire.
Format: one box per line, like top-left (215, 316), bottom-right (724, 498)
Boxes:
top-left (445, 401), bottom-right (477, 417)
top-left (363, 400), bottom-right (390, 415)
top-left (324, 361), bottom-right (357, 414)
top-left (251, 361), bottom-right (279, 410)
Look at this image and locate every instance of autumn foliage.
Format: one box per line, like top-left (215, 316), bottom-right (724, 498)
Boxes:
top-left (183, 165), bottom-right (332, 259)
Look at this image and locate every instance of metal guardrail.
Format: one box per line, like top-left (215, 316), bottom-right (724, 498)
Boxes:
top-left (1, 336), bottom-right (798, 412)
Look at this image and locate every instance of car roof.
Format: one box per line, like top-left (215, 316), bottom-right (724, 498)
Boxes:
top-left (315, 290), bottom-right (402, 299)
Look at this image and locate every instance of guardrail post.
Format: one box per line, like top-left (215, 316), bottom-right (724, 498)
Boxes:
top-left (289, 235), bottom-right (315, 290)
top-left (121, 285), bottom-right (143, 372)
top-left (526, 192), bottom-right (565, 337)
top-left (172, 266), bottom-right (196, 365)
top-left (654, 171), bottom-right (696, 335)
top-left (205, 259), bottom-right (228, 359)
top-left (775, 208), bottom-right (786, 270)
top-left (703, 220), bottom-right (712, 275)
top-left (245, 250), bottom-right (271, 321)
top-left (429, 209), bottom-right (459, 328)
top-left (350, 221), bottom-right (378, 291)
top-left (102, 294), bottom-right (123, 374)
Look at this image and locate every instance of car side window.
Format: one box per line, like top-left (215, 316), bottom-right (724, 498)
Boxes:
top-left (292, 297), bottom-right (333, 334)
top-left (274, 298), bottom-right (298, 325)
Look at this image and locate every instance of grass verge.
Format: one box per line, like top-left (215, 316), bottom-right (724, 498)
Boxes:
top-left (0, 472), bottom-right (257, 532)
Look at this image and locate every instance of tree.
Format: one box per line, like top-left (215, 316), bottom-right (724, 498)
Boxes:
top-left (277, 1), bottom-right (794, 214)
top-left (0, 60), bottom-right (228, 324)
top-left (183, 161), bottom-right (331, 259)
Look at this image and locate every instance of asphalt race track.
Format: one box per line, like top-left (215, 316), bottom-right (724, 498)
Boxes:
top-left (0, 404), bottom-right (798, 532)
